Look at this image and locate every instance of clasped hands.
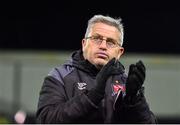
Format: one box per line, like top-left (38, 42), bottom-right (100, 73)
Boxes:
top-left (93, 58), bottom-right (145, 103)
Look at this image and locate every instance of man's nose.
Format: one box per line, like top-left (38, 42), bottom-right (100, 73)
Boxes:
top-left (99, 39), bottom-right (108, 48)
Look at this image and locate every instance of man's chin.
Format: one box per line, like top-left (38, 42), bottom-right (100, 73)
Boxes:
top-left (94, 59), bottom-right (108, 69)
top-left (95, 64), bottom-right (103, 70)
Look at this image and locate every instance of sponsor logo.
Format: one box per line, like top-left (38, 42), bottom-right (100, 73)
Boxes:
top-left (77, 82), bottom-right (87, 90)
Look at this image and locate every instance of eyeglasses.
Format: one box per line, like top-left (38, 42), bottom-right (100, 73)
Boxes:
top-left (85, 35), bottom-right (120, 48)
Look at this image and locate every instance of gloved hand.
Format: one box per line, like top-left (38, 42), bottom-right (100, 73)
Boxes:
top-left (87, 58), bottom-right (123, 105)
top-left (126, 60), bottom-right (146, 98)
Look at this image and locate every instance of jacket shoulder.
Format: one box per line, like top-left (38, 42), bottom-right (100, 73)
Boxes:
top-left (47, 63), bottom-right (74, 85)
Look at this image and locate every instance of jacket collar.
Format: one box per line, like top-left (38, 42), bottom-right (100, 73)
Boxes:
top-left (71, 50), bottom-right (100, 76)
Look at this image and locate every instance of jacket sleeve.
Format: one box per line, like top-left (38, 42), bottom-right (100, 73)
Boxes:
top-left (36, 76), bottom-right (98, 123)
top-left (114, 88), bottom-right (157, 123)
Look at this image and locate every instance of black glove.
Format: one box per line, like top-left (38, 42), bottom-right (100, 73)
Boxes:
top-left (87, 58), bottom-right (123, 105)
top-left (126, 60), bottom-right (146, 98)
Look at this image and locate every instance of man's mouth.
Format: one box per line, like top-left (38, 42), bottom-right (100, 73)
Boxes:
top-left (96, 52), bottom-right (108, 59)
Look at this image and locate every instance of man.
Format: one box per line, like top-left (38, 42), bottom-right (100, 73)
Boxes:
top-left (36, 14), bottom-right (157, 123)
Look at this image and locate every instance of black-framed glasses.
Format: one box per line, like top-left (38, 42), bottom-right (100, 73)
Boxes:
top-left (85, 35), bottom-right (120, 48)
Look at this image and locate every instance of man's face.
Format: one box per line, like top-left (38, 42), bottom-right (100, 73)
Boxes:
top-left (82, 23), bottom-right (124, 69)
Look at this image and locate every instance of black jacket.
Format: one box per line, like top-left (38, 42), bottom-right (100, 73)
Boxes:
top-left (36, 50), bottom-right (157, 123)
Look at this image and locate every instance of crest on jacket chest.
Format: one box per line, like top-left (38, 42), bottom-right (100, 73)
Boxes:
top-left (77, 82), bottom-right (87, 90)
top-left (111, 80), bottom-right (125, 96)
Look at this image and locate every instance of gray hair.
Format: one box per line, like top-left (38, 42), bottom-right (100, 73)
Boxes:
top-left (84, 14), bottom-right (124, 46)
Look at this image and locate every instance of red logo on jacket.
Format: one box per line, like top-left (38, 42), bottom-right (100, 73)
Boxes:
top-left (111, 80), bottom-right (125, 96)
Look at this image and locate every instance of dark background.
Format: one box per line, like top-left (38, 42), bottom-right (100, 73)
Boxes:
top-left (0, 1), bottom-right (180, 54)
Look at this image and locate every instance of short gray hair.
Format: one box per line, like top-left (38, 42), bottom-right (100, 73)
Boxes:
top-left (84, 14), bottom-right (124, 46)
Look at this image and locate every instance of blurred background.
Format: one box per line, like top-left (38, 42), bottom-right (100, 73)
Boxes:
top-left (0, 0), bottom-right (180, 123)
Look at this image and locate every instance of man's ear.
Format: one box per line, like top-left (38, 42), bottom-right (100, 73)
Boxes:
top-left (82, 39), bottom-right (86, 46)
top-left (117, 47), bottom-right (124, 59)
top-left (82, 39), bottom-right (87, 51)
